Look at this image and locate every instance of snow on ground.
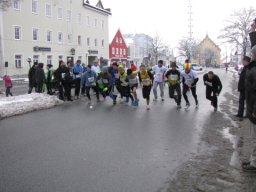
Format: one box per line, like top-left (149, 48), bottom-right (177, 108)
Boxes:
top-left (0, 93), bottom-right (63, 119)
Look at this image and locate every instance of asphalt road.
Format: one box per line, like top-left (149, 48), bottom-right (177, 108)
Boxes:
top-left (0, 69), bottom-right (234, 192)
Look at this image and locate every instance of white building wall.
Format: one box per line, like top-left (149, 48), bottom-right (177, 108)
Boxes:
top-left (2, 0), bottom-right (110, 76)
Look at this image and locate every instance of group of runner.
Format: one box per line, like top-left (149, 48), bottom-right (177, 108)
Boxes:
top-left (62, 59), bottom-right (223, 111)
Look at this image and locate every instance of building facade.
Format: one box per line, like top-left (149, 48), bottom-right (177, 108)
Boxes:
top-left (109, 29), bottom-right (128, 64)
top-left (123, 33), bottom-right (153, 66)
top-left (197, 35), bottom-right (221, 67)
top-left (0, 0), bottom-right (111, 76)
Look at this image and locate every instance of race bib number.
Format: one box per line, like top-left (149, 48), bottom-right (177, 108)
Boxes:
top-left (114, 73), bottom-right (119, 79)
top-left (61, 73), bottom-right (66, 79)
top-left (129, 78), bottom-right (137, 85)
top-left (102, 79), bottom-right (109, 84)
top-left (97, 79), bottom-right (103, 84)
top-left (186, 78), bottom-right (193, 86)
top-left (156, 73), bottom-right (163, 79)
top-left (76, 74), bottom-right (81, 78)
top-left (142, 79), bottom-right (151, 86)
top-left (205, 81), bottom-right (212, 87)
top-left (88, 77), bottom-right (95, 83)
top-left (170, 74), bottom-right (178, 81)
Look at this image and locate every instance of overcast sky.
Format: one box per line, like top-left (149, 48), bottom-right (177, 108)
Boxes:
top-left (100, 0), bottom-right (255, 56)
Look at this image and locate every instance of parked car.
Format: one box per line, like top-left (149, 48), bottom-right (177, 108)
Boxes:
top-left (191, 64), bottom-right (203, 71)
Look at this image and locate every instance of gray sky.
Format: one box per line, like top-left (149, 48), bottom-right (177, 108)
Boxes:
top-left (101, 0), bottom-right (255, 56)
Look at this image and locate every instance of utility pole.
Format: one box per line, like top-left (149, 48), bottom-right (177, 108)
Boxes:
top-left (188, 0), bottom-right (193, 61)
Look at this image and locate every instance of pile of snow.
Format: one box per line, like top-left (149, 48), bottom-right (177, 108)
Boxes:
top-left (0, 93), bottom-right (63, 119)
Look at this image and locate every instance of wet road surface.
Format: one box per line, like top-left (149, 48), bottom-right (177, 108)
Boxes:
top-left (0, 69), bottom-right (233, 192)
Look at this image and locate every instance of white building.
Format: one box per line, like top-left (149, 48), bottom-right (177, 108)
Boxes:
top-left (0, 0), bottom-right (111, 76)
top-left (123, 33), bottom-right (153, 66)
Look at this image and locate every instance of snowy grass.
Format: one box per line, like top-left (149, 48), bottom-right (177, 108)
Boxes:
top-left (0, 93), bottom-right (64, 119)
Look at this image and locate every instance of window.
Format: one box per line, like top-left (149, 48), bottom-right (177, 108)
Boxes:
top-left (87, 16), bottom-right (90, 26)
top-left (101, 20), bottom-right (104, 29)
top-left (78, 13), bottom-right (81, 24)
top-left (45, 4), bottom-right (51, 17)
top-left (94, 38), bottom-right (97, 47)
top-left (116, 48), bottom-right (119, 55)
top-left (59, 55), bottom-right (63, 61)
top-left (94, 19), bottom-right (97, 28)
top-left (68, 34), bottom-right (72, 44)
top-left (47, 30), bottom-right (52, 42)
top-left (120, 48), bottom-right (122, 55)
top-left (58, 32), bottom-right (63, 43)
top-left (14, 26), bottom-right (21, 40)
top-left (32, 0), bottom-right (38, 14)
top-left (78, 35), bottom-right (82, 45)
top-left (120, 38), bottom-right (122, 44)
top-left (47, 55), bottom-right (52, 65)
top-left (57, 7), bottom-right (62, 19)
top-left (32, 28), bottom-right (39, 41)
top-left (87, 37), bottom-right (90, 46)
top-left (67, 10), bottom-right (71, 22)
top-left (15, 54), bottom-right (22, 68)
top-left (101, 39), bottom-right (104, 47)
top-left (123, 49), bottom-right (126, 55)
top-left (112, 47), bottom-right (115, 54)
top-left (33, 55), bottom-right (39, 63)
top-left (116, 37), bottom-right (118, 43)
top-left (13, 0), bottom-right (21, 10)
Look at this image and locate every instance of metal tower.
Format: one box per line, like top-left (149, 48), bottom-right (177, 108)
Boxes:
top-left (188, 0), bottom-right (193, 40)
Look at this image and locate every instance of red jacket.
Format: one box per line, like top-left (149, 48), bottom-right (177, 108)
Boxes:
top-left (3, 75), bottom-right (13, 88)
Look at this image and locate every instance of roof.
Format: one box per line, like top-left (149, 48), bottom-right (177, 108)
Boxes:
top-left (198, 35), bottom-right (221, 51)
top-left (83, 0), bottom-right (111, 15)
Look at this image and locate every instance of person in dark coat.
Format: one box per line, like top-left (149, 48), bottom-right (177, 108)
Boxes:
top-left (28, 62), bottom-right (38, 94)
top-left (35, 63), bottom-right (46, 93)
top-left (54, 61), bottom-right (72, 101)
top-left (242, 45), bottom-right (256, 172)
top-left (249, 18), bottom-right (256, 48)
top-left (235, 56), bottom-right (251, 120)
top-left (203, 71), bottom-right (222, 111)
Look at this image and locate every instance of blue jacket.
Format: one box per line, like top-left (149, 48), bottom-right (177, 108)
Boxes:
top-left (73, 64), bottom-right (83, 79)
top-left (82, 71), bottom-right (97, 87)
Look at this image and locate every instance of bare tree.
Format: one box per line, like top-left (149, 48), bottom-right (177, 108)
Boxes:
top-left (0, 0), bottom-right (12, 10)
top-left (151, 34), bottom-right (165, 65)
top-left (218, 7), bottom-right (256, 56)
top-left (201, 48), bottom-right (216, 67)
top-left (178, 37), bottom-right (199, 60)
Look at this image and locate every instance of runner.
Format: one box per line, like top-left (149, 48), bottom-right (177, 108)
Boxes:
top-left (97, 66), bottom-right (113, 100)
top-left (118, 65), bottom-right (134, 105)
top-left (181, 60), bottom-right (199, 109)
top-left (138, 64), bottom-right (154, 110)
top-left (127, 69), bottom-right (139, 106)
top-left (203, 71), bottom-right (222, 112)
top-left (152, 60), bottom-right (167, 101)
top-left (108, 62), bottom-right (120, 105)
top-left (82, 65), bottom-right (99, 104)
top-left (165, 61), bottom-right (182, 109)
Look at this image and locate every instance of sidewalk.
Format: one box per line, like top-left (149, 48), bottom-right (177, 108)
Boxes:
top-left (166, 73), bottom-right (255, 192)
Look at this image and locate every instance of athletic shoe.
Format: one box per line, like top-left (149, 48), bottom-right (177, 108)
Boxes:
top-left (185, 103), bottom-right (190, 110)
top-left (146, 106), bottom-right (150, 110)
top-left (177, 104), bottom-right (182, 109)
top-left (161, 98), bottom-right (164, 102)
top-left (214, 107), bottom-right (218, 112)
top-left (153, 98), bottom-right (157, 101)
top-left (113, 100), bottom-right (117, 105)
top-left (196, 103), bottom-right (199, 109)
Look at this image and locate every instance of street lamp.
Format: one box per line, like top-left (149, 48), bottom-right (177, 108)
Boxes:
top-left (27, 57), bottom-right (32, 68)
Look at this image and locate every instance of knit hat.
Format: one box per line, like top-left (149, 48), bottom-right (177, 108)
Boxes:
top-left (102, 66), bottom-right (108, 72)
top-left (184, 63), bottom-right (191, 72)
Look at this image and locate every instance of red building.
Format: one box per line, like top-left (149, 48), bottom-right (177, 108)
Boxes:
top-left (109, 29), bottom-right (128, 64)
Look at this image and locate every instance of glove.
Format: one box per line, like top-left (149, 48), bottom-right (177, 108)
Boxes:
top-left (103, 87), bottom-right (108, 92)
